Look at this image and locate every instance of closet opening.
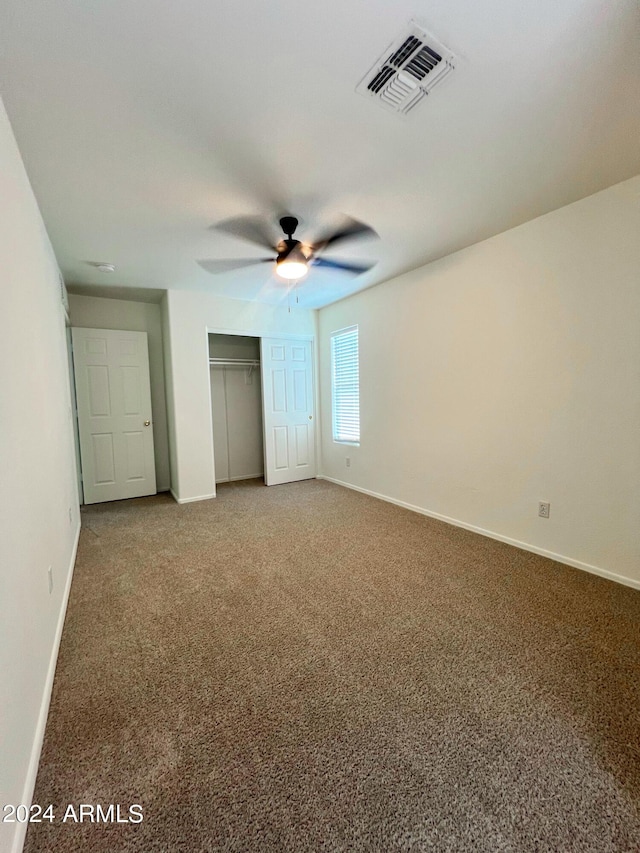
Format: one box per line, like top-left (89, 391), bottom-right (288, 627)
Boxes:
top-left (209, 333), bottom-right (264, 486)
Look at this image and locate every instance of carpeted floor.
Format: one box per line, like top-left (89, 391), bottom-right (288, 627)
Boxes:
top-left (25, 478), bottom-right (640, 852)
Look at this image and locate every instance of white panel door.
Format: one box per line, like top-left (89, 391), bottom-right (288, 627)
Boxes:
top-left (72, 328), bottom-right (156, 504)
top-left (261, 337), bottom-right (316, 486)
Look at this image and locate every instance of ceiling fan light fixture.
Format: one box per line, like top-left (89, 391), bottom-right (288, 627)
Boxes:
top-left (276, 258), bottom-right (308, 281)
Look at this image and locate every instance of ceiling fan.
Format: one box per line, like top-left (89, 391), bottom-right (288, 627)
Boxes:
top-left (198, 214), bottom-right (378, 282)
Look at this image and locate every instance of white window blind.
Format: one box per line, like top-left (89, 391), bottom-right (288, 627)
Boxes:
top-left (331, 326), bottom-right (360, 444)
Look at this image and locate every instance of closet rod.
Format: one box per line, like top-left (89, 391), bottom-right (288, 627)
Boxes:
top-left (209, 357), bottom-right (260, 377)
top-left (208, 358), bottom-right (260, 367)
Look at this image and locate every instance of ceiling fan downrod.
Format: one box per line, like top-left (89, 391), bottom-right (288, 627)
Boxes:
top-left (279, 216), bottom-right (299, 240)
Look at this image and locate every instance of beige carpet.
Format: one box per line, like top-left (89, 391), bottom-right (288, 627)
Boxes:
top-left (25, 479), bottom-right (640, 852)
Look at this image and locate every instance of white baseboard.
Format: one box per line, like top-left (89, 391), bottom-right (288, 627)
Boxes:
top-left (317, 475), bottom-right (640, 592)
top-left (170, 488), bottom-right (216, 504)
top-left (11, 521), bottom-right (81, 853)
top-left (216, 473), bottom-right (264, 485)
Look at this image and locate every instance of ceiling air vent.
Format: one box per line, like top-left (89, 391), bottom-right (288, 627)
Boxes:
top-left (356, 21), bottom-right (456, 116)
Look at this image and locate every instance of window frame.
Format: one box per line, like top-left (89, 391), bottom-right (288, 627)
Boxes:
top-left (330, 325), bottom-right (360, 446)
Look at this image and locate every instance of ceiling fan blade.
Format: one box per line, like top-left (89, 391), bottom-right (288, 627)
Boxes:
top-left (311, 216), bottom-right (378, 251)
top-left (213, 215), bottom-right (278, 251)
top-left (312, 257), bottom-right (375, 275)
top-left (198, 258), bottom-right (274, 274)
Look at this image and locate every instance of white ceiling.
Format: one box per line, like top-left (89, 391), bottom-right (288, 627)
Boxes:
top-left (1, 0), bottom-right (639, 309)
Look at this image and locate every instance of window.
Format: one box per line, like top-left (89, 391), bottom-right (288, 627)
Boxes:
top-left (331, 326), bottom-right (360, 444)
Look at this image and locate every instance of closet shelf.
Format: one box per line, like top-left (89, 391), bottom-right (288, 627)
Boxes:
top-left (209, 357), bottom-right (260, 376)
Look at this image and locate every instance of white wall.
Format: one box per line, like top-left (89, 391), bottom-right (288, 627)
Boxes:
top-left (161, 293), bottom-right (179, 498)
top-left (319, 176), bottom-right (640, 588)
top-left (68, 294), bottom-right (171, 492)
top-left (0, 99), bottom-right (80, 853)
top-left (163, 290), bottom-right (315, 502)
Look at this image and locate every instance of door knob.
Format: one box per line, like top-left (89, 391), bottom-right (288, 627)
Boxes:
top-left (144, 420), bottom-right (151, 426)
top-left (308, 415), bottom-right (313, 420)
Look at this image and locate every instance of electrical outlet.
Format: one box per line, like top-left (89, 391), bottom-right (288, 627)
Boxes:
top-left (538, 501), bottom-right (550, 519)
top-left (47, 565), bottom-right (53, 594)
top-left (345, 457), bottom-right (351, 468)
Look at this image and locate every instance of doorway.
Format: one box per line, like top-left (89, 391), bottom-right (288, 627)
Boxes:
top-left (209, 334), bottom-right (264, 484)
top-left (208, 332), bottom-right (317, 489)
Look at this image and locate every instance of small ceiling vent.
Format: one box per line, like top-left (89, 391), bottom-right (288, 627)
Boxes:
top-left (356, 21), bottom-right (456, 116)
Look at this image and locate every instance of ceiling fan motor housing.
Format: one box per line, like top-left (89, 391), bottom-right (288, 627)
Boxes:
top-left (277, 237), bottom-right (306, 263)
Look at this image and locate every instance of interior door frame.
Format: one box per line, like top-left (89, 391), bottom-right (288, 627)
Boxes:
top-left (65, 319), bottom-right (84, 505)
top-left (205, 326), bottom-right (318, 497)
